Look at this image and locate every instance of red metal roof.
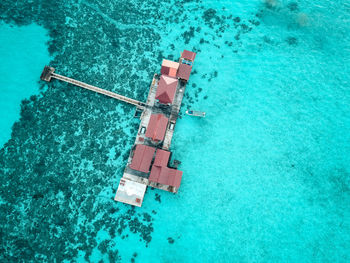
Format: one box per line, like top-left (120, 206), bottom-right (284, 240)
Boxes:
top-left (145, 114), bottom-right (168, 141)
top-left (129, 144), bottom-right (156, 173)
top-left (153, 149), bottom-right (171, 166)
top-left (161, 66), bottom-right (170, 75)
top-left (149, 166), bottom-right (183, 188)
top-left (149, 165), bottom-right (161, 183)
top-left (161, 60), bottom-right (179, 77)
top-left (177, 64), bottom-right (192, 81)
top-left (148, 149), bottom-right (182, 188)
top-left (155, 75), bottom-right (178, 104)
top-left (168, 169), bottom-right (183, 188)
top-left (168, 67), bottom-right (177, 78)
top-left (162, 59), bottom-right (180, 69)
top-left (181, 50), bottom-right (196, 61)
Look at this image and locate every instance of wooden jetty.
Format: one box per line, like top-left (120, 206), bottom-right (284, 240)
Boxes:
top-left (40, 66), bottom-right (145, 109)
top-left (41, 50), bottom-right (197, 207)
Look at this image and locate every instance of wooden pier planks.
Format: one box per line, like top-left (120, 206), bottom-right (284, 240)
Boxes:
top-left (51, 73), bottom-right (145, 109)
top-left (40, 66), bottom-right (145, 109)
top-left (163, 81), bottom-right (186, 149)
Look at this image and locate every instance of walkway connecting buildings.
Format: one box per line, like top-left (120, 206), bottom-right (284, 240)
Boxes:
top-left (40, 50), bottom-right (197, 207)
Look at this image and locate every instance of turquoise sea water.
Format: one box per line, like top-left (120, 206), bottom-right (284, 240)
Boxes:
top-left (1, 0), bottom-right (350, 262)
top-left (0, 23), bottom-right (50, 146)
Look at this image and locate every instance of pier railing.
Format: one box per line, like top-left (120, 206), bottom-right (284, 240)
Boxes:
top-left (41, 66), bottom-right (145, 109)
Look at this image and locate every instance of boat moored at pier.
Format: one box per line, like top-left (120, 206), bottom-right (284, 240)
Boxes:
top-left (186, 110), bottom-right (206, 117)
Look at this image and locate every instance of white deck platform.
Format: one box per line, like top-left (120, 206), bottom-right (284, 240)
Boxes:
top-left (114, 178), bottom-right (147, 207)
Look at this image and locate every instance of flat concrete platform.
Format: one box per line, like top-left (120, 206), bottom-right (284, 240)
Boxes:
top-left (114, 178), bottom-right (147, 207)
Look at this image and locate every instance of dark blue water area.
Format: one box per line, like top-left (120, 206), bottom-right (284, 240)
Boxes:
top-left (0, 0), bottom-right (350, 262)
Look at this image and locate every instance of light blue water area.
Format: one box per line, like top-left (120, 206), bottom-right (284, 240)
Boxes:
top-left (0, 23), bottom-right (50, 147)
top-left (123, 1), bottom-right (350, 262)
top-left (1, 0), bottom-right (350, 262)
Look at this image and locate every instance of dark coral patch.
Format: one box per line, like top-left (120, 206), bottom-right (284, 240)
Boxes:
top-left (249, 19), bottom-right (260, 26)
top-left (155, 193), bottom-right (161, 203)
top-left (203, 8), bottom-right (217, 23)
top-left (167, 237), bottom-right (175, 244)
top-left (182, 27), bottom-right (195, 44)
top-left (286, 36), bottom-right (298, 46)
top-left (287, 2), bottom-right (299, 12)
top-left (202, 8), bottom-right (224, 29)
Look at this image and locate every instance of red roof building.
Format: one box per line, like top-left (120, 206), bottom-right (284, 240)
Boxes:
top-left (181, 50), bottom-right (197, 61)
top-left (166, 168), bottom-right (183, 187)
top-left (148, 149), bottom-right (183, 188)
top-left (161, 59), bottom-right (179, 78)
top-left (155, 75), bottom-right (178, 104)
top-left (177, 63), bottom-right (192, 81)
top-left (145, 114), bottom-right (168, 141)
top-left (149, 166), bottom-right (183, 188)
top-left (153, 149), bottom-right (171, 166)
top-left (129, 144), bottom-right (156, 173)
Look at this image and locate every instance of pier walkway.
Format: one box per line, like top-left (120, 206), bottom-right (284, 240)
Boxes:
top-left (163, 83), bottom-right (185, 150)
top-left (40, 66), bottom-right (145, 109)
top-left (40, 49), bottom-right (197, 207)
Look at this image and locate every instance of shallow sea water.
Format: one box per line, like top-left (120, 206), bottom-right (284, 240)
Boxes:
top-left (0, 0), bottom-right (350, 262)
top-left (0, 23), bottom-right (50, 146)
